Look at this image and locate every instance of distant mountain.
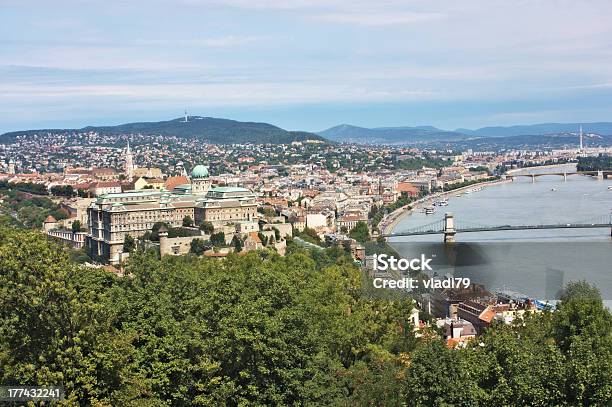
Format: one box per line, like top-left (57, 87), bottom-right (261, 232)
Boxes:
top-left (319, 122), bottom-right (612, 144)
top-left (445, 133), bottom-right (612, 150)
top-left (0, 116), bottom-right (327, 144)
top-left (318, 124), bottom-right (469, 144)
top-left (455, 122), bottom-right (612, 137)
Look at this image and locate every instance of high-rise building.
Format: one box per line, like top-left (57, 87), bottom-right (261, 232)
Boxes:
top-left (579, 125), bottom-right (584, 151)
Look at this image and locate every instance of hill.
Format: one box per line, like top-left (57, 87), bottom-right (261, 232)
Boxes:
top-left (318, 124), bottom-right (469, 144)
top-left (455, 122), bottom-right (612, 137)
top-left (0, 116), bottom-right (327, 145)
top-left (445, 133), bottom-right (612, 150)
top-left (319, 122), bottom-right (612, 144)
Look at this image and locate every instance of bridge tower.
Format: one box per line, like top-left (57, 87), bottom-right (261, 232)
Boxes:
top-left (597, 170), bottom-right (604, 180)
top-left (444, 212), bottom-right (456, 243)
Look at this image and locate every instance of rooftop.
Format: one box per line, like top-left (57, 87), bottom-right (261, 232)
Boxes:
top-left (192, 165), bottom-right (209, 178)
top-left (212, 186), bottom-right (249, 193)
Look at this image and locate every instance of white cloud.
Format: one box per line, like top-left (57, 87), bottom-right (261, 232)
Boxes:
top-left (2, 0), bottom-right (612, 130)
top-left (0, 82), bottom-right (439, 106)
top-left (315, 11), bottom-right (443, 26)
top-left (128, 36), bottom-right (268, 48)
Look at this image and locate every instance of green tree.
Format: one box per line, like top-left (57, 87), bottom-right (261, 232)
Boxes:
top-left (1, 226), bottom-right (611, 405)
top-left (199, 220), bottom-right (214, 234)
top-left (210, 231), bottom-right (226, 246)
top-left (231, 235), bottom-right (243, 252)
top-left (71, 219), bottom-right (82, 233)
top-left (403, 340), bottom-right (486, 406)
top-left (50, 184), bottom-right (75, 197)
top-left (258, 232), bottom-right (268, 246)
top-left (182, 215), bottom-right (194, 227)
top-left (298, 227), bottom-right (321, 244)
top-left (190, 238), bottom-right (208, 255)
top-left (123, 234), bottom-right (136, 253)
top-left (349, 221), bottom-right (370, 243)
top-left (553, 281), bottom-right (612, 405)
top-left (554, 280), bottom-right (612, 351)
top-left (150, 222), bottom-right (170, 241)
top-left (0, 228), bottom-right (139, 403)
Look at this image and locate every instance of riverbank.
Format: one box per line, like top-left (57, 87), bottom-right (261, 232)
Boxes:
top-left (379, 178), bottom-right (513, 236)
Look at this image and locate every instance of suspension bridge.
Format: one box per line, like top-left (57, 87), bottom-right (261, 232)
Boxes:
top-left (383, 212), bottom-right (612, 242)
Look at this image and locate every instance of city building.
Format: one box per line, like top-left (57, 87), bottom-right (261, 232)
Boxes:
top-left (89, 181), bottom-right (122, 196)
top-left (86, 165), bottom-right (257, 264)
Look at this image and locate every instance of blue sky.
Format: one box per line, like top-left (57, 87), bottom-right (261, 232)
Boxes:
top-left (1, 0), bottom-right (612, 133)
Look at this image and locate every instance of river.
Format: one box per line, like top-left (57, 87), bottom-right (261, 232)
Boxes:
top-left (389, 164), bottom-right (612, 303)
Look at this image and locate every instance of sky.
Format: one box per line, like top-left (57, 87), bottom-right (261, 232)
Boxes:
top-left (1, 0), bottom-right (612, 134)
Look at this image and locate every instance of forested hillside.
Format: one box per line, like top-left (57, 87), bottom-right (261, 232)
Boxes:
top-left (0, 228), bottom-right (610, 405)
top-left (0, 117), bottom-right (327, 145)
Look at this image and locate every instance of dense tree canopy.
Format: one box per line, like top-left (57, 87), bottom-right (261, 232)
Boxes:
top-left (1, 227), bottom-right (611, 405)
top-left (349, 221), bottom-right (370, 243)
top-left (577, 155), bottom-right (611, 171)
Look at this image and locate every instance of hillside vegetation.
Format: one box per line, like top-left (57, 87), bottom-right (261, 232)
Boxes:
top-left (0, 228), bottom-right (610, 405)
top-left (0, 117), bottom-right (327, 145)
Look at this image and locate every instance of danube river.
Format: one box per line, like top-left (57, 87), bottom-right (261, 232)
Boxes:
top-left (389, 164), bottom-right (612, 303)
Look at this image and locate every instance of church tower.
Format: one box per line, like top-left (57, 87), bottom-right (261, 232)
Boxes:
top-left (125, 141), bottom-right (134, 180)
top-left (7, 158), bottom-right (15, 175)
top-left (191, 165), bottom-right (211, 195)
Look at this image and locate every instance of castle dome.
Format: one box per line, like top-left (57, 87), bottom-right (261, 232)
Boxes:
top-left (191, 165), bottom-right (209, 178)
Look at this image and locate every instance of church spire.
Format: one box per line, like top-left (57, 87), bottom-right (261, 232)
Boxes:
top-left (125, 141), bottom-right (134, 180)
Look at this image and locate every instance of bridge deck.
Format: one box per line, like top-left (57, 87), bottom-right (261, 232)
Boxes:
top-left (386, 223), bottom-right (611, 237)
top-left (506, 170), bottom-right (610, 178)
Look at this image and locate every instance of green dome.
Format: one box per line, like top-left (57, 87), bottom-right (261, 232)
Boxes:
top-left (191, 165), bottom-right (209, 178)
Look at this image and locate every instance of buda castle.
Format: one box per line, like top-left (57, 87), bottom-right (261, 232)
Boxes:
top-left (86, 164), bottom-right (257, 264)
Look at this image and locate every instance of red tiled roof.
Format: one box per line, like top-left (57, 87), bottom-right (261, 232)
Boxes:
top-left (338, 214), bottom-right (367, 222)
top-left (73, 182), bottom-right (91, 190)
top-left (92, 167), bottom-right (117, 174)
top-left (479, 308), bottom-right (496, 323)
top-left (447, 336), bottom-right (472, 349)
top-left (248, 231), bottom-right (262, 243)
top-left (396, 182), bottom-right (420, 194)
top-left (165, 176), bottom-right (189, 191)
top-left (204, 251), bottom-right (229, 257)
top-left (92, 181), bottom-right (121, 188)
